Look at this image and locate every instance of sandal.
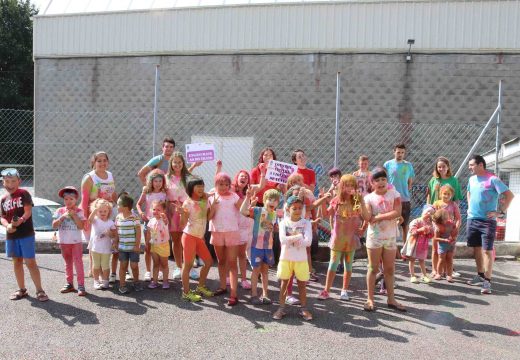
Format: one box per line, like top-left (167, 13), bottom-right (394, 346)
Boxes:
top-left (298, 308), bottom-right (313, 321)
top-left (213, 288), bottom-right (227, 296)
top-left (9, 288), bottom-right (28, 301)
top-left (387, 302), bottom-right (407, 312)
top-left (272, 307), bottom-right (287, 320)
top-left (36, 291), bottom-right (49, 302)
top-left (363, 301), bottom-right (376, 312)
top-left (227, 296), bottom-right (239, 306)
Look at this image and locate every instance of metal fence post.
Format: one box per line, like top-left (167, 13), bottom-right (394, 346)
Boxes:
top-left (495, 80), bottom-right (502, 176)
top-left (153, 64), bottom-right (160, 157)
top-left (334, 72), bottom-right (341, 168)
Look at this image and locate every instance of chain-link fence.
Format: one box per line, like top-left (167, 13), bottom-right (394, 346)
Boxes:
top-left (1, 108), bottom-right (503, 240)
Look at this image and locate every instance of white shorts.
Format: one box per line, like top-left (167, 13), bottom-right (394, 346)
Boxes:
top-left (366, 236), bottom-right (397, 250)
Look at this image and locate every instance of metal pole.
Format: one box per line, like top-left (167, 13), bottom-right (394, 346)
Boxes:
top-left (495, 80), bottom-right (502, 176)
top-left (334, 72), bottom-right (341, 168)
top-left (152, 64), bottom-right (160, 157)
top-left (454, 104), bottom-right (500, 178)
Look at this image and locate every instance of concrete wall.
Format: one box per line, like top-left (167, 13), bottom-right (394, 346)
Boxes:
top-left (34, 53), bottom-right (520, 202)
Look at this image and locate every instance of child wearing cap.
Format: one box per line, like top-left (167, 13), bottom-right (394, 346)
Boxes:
top-left (1, 168), bottom-right (49, 301)
top-left (52, 186), bottom-right (87, 296)
top-left (273, 195), bottom-right (313, 321)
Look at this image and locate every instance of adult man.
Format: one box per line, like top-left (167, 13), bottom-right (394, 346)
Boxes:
top-left (137, 137), bottom-right (176, 185)
top-left (1, 168), bottom-right (49, 301)
top-left (466, 155), bottom-right (513, 294)
top-left (384, 144), bottom-right (415, 243)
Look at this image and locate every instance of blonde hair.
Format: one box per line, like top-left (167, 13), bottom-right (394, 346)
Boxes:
top-left (90, 198), bottom-right (113, 214)
top-left (286, 173), bottom-right (304, 189)
top-left (337, 174), bottom-right (358, 204)
top-left (144, 169), bottom-right (166, 194)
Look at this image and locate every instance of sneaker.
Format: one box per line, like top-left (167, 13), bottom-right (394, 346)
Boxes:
top-left (60, 283), bottom-right (75, 294)
top-left (101, 280), bottom-right (109, 289)
top-left (317, 290), bottom-right (330, 300)
top-left (172, 267), bottom-right (182, 280)
top-left (197, 258), bottom-right (205, 267)
top-left (285, 295), bottom-right (301, 306)
top-left (240, 280), bottom-right (252, 289)
top-left (162, 282), bottom-right (170, 290)
top-left (189, 268), bottom-right (200, 280)
top-left (182, 291), bottom-right (202, 302)
top-left (195, 285), bottom-right (214, 297)
top-left (452, 270), bottom-right (461, 278)
top-left (119, 286), bottom-right (130, 294)
top-left (481, 280), bottom-right (492, 294)
top-left (467, 275), bottom-right (484, 286)
top-left (144, 272), bottom-right (152, 282)
top-left (77, 285), bottom-right (87, 296)
top-left (158, 271), bottom-right (164, 281)
top-left (272, 307), bottom-right (287, 320)
top-left (109, 273), bottom-right (117, 284)
top-left (148, 281), bottom-right (160, 289)
top-left (410, 276), bottom-right (419, 284)
top-left (193, 259), bottom-right (199, 268)
top-left (421, 276), bottom-right (432, 284)
top-left (125, 272), bottom-right (133, 281)
top-left (133, 282), bottom-right (144, 292)
top-left (93, 281), bottom-right (103, 290)
top-left (309, 272), bottom-right (319, 282)
top-left (340, 290), bottom-right (350, 301)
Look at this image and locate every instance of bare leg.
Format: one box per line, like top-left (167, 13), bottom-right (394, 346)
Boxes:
top-left (366, 247), bottom-right (383, 305)
top-left (408, 258), bottom-right (416, 277)
top-left (474, 246), bottom-right (484, 273)
top-left (24, 258), bottom-right (44, 292)
top-left (171, 232), bottom-right (183, 269)
top-left (483, 249), bottom-right (494, 279)
top-left (144, 231), bottom-right (152, 273)
top-left (198, 256), bottom-right (213, 288)
top-left (419, 259), bottom-right (427, 276)
top-left (111, 253), bottom-right (119, 276)
top-left (130, 261), bottom-right (139, 281)
top-left (214, 246), bottom-right (227, 290)
top-left (446, 251), bottom-right (454, 277)
top-left (260, 263), bottom-right (269, 298)
top-left (342, 271), bottom-right (352, 291)
top-left (382, 247), bottom-right (402, 308)
top-left (279, 279), bottom-right (289, 306)
top-left (151, 253), bottom-right (160, 282)
top-left (238, 243), bottom-right (248, 282)
top-left (438, 253), bottom-right (447, 277)
top-left (226, 245), bottom-right (239, 298)
top-left (12, 257), bottom-right (25, 290)
top-left (250, 266), bottom-right (261, 297)
top-left (160, 256), bottom-right (169, 282)
top-left (297, 280), bottom-right (307, 307)
top-left (119, 261), bottom-right (128, 287)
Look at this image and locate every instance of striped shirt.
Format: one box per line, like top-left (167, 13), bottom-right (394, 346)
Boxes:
top-left (115, 214), bottom-right (140, 252)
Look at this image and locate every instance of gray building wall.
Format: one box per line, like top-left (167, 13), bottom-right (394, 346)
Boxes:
top-left (34, 53), bottom-right (520, 202)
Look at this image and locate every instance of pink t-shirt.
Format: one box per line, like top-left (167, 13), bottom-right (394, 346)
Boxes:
top-left (209, 193), bottom-right (240, 232)
top-left (166, 175), bottom-right (188, 203)
top-left (182, 198), bottom-right (208, 239)
top-left (147, 217), bottom-right (169, 245)
top-left (145, 191), bottom-right (167, 218)
top-left (53, 207), bottom-right (86, 244)
top-left (364, 188), bottom-right (400, 240)
top-left (327, 199), bottom-right (362, 252)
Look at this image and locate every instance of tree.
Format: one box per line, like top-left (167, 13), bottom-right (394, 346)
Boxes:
top-left (0, 0), bottom-right (37, 109)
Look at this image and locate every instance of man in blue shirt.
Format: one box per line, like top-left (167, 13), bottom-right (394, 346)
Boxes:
top-left (466, 155), bottom-right (513, 294)
top-left (137, 137), bottom-right (176, 185)
top-left (384, 144), bottom-right (415, 243)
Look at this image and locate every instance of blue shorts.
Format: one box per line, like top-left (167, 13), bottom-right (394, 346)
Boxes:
top-left (249, 248), bottom-right (274, 268)
top-left (467, 219), bottom-right (496, 251)
top-left (119, 251), bottom-right (140, 263)
top-left (438, 241), bottom-right (455, 254)
top-left (6, 235), bottom-right (36, 259)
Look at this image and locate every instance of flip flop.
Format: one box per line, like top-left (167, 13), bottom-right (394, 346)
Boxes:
top-left (9, 288), bottom-right (28, 301)
top-left (36, 291), bottom-right (49, 302)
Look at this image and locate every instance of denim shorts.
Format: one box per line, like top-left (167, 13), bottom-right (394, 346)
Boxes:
top-left (467, 218), bottom-right (496, 251)
top-left (6, 235), bottom-right (36, 259)
top-left (119, 251), bottom-right (140, 263)
top-left (249, 248), bottom-right (274, 268)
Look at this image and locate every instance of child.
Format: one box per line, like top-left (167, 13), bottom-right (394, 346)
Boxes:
top-left (136, 169), bottom-right (168, 282)
top-left (363, 167), bottom-right (405, 312)
top-left (1, 168), bottom-right (49, 301)
top-left (352, 155), bottom-right (372, 196)
top-left (401, 206), bottom-right (435, 284)
top-left (114, 194), bottom-right (142, 294)
top-left (147, 200), bottom-right (171, 289)
top-left (208, 172), bottom-right (242, 306)
top-left (88, 198), bottom-right (116, 290)
top-left (179, 177), bottom-right (214, 302)
top-left (317, 175), bottom-right (370, 301)
top-left (216, 160), bottom-right (266, 290)
top-left (166, 152), bottom-right (197, 280)
top-left (432, 209), bottom-right (457, 282)
top-left (432, 184), bottom-right (461, 279)
top-left (52, 186), bottom-right (87, 296)
top-left (327, 167), bottom-right (342, 197)
top-left (240, 188), bottom-right (280, 305)
top-left (274, 196), bottom-right (313, 320)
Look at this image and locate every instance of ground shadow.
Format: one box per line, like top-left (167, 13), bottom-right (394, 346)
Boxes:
top-left (28, 297), bottom-right (99, 327)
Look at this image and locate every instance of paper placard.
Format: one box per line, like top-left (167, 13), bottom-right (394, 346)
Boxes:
top-left (185, 143), bottom-right (215, 163)
top-left (265, 160), bottom-right (297, 184)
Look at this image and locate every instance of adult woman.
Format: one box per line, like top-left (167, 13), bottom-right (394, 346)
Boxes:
top-left (425, 156), bottom-right (463, 278)
top-left (80, 151), bottom-right (117, 278)
top-left (250, 147), bottom-right (281, 206)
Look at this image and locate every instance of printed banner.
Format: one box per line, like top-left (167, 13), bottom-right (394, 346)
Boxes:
top-left (186, 143), bottom-right (215, 163)
top-left (265, 160), bottom-right (297, 184)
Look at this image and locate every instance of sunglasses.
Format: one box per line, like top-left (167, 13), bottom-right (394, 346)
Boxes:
top-left (1, 168), bottom-right (20, 178)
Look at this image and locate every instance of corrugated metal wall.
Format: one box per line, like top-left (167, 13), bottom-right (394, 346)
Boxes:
top-left (33, 0), bottom-right (520, 58)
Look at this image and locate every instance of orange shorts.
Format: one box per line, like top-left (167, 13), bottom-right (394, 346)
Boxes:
top-left (182, 233), bottom-right (212, 264)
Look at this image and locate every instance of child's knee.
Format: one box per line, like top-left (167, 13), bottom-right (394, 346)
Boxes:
top-left (130, 262), bottom-right (139, 270)
top-left (24, 258), bottom-right (37, 268)
top-left (366, 263), bottom-right (378, 274)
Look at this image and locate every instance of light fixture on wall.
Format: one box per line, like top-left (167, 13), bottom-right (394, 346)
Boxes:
top-left (406, 39), bottom-right (415, 62)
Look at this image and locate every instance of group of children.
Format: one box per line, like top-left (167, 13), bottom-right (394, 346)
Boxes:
top-left (2, 150), bottom-right (464, 320)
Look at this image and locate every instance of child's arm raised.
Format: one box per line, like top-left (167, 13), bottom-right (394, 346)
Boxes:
top-left (250, 163), bottom-right (267, 192)
top-left (215, 160), bottom-right (222, 176)
top-left (88, 207), bottom-right (98, 223)
top-left (239, 187), bottom-right (255, 217)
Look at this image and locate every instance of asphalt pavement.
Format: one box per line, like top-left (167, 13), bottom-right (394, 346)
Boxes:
top-left (0, 255), bottom-right (519, 359)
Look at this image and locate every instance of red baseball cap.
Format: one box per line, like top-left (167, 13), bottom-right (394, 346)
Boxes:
top-left (58, 186), bottom-right (79, 198)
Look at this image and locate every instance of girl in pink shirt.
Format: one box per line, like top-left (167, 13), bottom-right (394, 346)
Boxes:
top-left (208, 172), bottom-right (243, 306)
top-left (136, 170), bottom-right (168, 281)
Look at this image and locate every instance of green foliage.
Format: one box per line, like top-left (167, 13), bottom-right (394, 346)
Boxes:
top-left (0, 0), bottom-right (37, 109)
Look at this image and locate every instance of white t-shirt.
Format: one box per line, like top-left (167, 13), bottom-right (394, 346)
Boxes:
top-left (182, 198), bottom-right (208, 239)
top-left (364, 189), bottom-right (400, 240)
top-left (278, 217), bottom-right (312, 262)
top-left (53, 207), bottom-right (86, 244)
top-left (90, 217), bottom-right (116, 254)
